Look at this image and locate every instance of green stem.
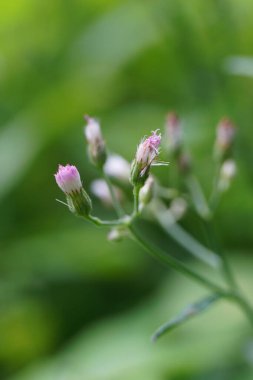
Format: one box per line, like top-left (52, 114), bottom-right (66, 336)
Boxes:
top-left (133, 185), bottom-right (141, 216)
top-left (186, 174), bottom-right (211, 220)
top-left (209, 161), bottom-right (222, 213)
top-left (200, 219), bottom-right (253, 328)
top-left (206, 220), bottom-right (237, 291)
top-left (128, 224), bottom-right (226, 295)
top-left (152, 201), bottom-right (221, 268)
top-left (87, 215), bottom-right (128, 227)
top-left (129, 224), bottom-right (253, 329)
top-left (233, 295), bottom-right (253, 328)
top-left (152, 293), bottom-right (221, 341)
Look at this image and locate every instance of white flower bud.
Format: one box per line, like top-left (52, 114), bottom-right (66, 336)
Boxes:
top-left (218, 159), bottom-right (237, 192)
top-left (139, 176), bottom-right (155, 206)
top-left (104, 154), bottom-right (130, 183)
top-left (170, 197), bottom-right (187, 221)
top-left (91, 179), bottom-right (122, 207)
top-left (84, 115), bottom-right (106, 167)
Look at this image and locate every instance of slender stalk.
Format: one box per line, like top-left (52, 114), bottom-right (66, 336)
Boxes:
top-left (129, 224), bottom-right (253, 329)
top-left (128, 224), bottom-right (227, 295)
top-left (152, 293), bottom-right (221, 341)
top-left (133, 185), bottom-right (141, 216)
top-left (152, 200), bottom-right (221, 268)
top-left (87, 215), bottom-right (128, 227)
top-left (204, 220), bottom-right (237, 291)
top-left (209, 161), bottom-right (222, 213)
top-left (186, 174), bottom-right (211, 220)
top-left (233, 295), bottom-right (253, 328)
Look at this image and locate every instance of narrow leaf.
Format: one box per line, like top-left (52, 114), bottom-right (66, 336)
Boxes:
top-left (152, 293), bottom-right (221, 342)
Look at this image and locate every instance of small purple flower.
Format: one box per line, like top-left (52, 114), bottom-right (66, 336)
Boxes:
top-left (136, 130), bottom-right (161, 169)
top-left (55, 164), bottom-right (92, 216)
top-left (55, 164), bottom-right (82, 194)
top-left (165, 112), bottom-right (182, 152)
top-left (84, 115), bottom-right (103, 144)
top-left (216, 118), bottom-right (235, 151)
top-left (131, 130), bottom-right (161, 186)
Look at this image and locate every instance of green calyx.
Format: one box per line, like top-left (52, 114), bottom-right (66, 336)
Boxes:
top-left (130, 159), bottom-right (149, 187)
top-left (66, 188), bottom-right (92, 217)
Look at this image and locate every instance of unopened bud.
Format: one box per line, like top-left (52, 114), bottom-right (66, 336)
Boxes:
top-left (84, 115), bottom-right (107, 168)
top-left (218, 159), bottom-right (237, 192)
top-left (170, 197), bottom-right (187, 221)
top-left (215, 118), bottom-right (235, 160)
top-left (55, 164), bottom-right (92, 216)
top-left (107, 227), bottom-right (128, 242)
top-left (178, 153), bottom-right (192, 174)
top-left (165, 112), bottom-right (182, 154)
top-left (131, 130), bottom-right (161, 186)
top-left (104, 154), bottom-right (130, 183)
top-left (139, 176), bottom-right (155, 206)
top-left (91, 179), bottom-right (122, 207)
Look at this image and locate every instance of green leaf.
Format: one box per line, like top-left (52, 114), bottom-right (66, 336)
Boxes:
top-left (152, 293), bottom-right (221, 342)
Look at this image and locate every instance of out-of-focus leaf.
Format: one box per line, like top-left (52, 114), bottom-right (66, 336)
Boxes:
top-left (9, 257), bottom-right (253, 380)
top-left (151, 293), bottom-right (221, 341)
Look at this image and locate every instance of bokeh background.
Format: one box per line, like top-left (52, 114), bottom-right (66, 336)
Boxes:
top-left (1, 1), bottom-right (253, 379)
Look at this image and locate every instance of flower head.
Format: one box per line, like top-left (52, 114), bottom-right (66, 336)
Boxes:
top-left (215, 118), bottom-right (235, 160)
top-left (136, 130), bottom-right (161, 165)
top-left (55, 164), bottom-right (82, 194)
top-left (165, 112), bottom-right (182, 153)
top-left (55, 164), bottom-right (92, 216)
top-left (131, 130), bottom-right (161, 186)
top-left (84, 115), bottom-right (107, 167)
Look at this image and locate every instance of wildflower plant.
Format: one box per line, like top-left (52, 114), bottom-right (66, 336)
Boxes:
top-left (55, 114), bottom-right (253, 342)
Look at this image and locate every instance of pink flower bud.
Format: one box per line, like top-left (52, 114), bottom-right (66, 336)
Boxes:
top-left (136, 130), bottom-right (161, 166)
top-left (131, 130), bottom-right (161, 185)
top-left (55, 164), bottom-right (82, 194)
top-left (165, 112), bottom-right (182, 152)
top-left (215, 118), bottom-right (235, 155)
top-left (84, 116), bottom-right (103, 143)
top-left (55, 164), bottom-right (92, 216)
top-left (84, 115), bottom-right (106, 167)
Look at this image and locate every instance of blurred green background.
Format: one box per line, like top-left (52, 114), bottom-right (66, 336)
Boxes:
top-left (1, 1), bottom-right (253, 379)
